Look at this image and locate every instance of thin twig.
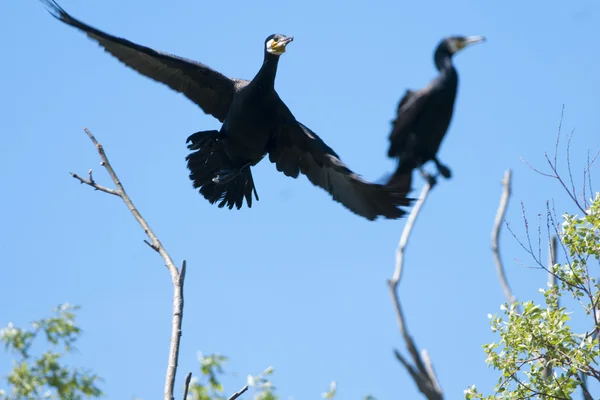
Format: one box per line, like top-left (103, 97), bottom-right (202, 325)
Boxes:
top-left (70, 170), bottom-right (119, 196)
top-left (553, 105), bottom-right (564, 169)
top-left (521, 106), bottom-right (588, 214)
top-left (491, 169), bottom-right (518, 307)
top-left (388, 177), bottom-right (443, 400)
top-left (543, 235), bottom-right (558, 380)
top-left (182, 372), bottom-right (192, 400)
top-left (566, 130), bottom-right (577, 207)
top-left (72, 128), bottom-right (187, 400)
top-left (227, 385), bottom-right (249, 400)
top-left (144, 239), bottom-right (160, 252)
top-left (548, 235), bottom-right (557, 287)
top-left (583, 149), bottom-right (599, 210)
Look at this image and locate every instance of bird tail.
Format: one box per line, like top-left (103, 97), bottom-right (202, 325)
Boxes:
top-left (186, 130), bottom-right (259, 210)
top-left (384, 159), bottom-right (415, 195)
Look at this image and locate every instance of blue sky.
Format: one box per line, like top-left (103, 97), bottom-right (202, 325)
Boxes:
top-left (2, 0), bottom-right (600, 398)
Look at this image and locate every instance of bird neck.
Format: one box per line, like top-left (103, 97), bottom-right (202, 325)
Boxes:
top-left (434, 50), bottom-right (454, 72)
top-left (254, 52), bottom-right (280, 88)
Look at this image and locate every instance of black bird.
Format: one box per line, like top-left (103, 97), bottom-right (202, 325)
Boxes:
top-left (41, 0), bottom-right (413, 221)
top-left (386, 35), bottom-right (485, 189)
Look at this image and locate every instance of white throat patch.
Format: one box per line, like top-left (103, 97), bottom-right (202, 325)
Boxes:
top-left (266, 38), bottom-right (284, 55)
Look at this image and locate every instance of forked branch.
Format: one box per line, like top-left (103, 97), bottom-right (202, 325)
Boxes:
top-left (71, 128), bottom-right (187, 400)
top-left (521, 106), bottom-right (599, 214)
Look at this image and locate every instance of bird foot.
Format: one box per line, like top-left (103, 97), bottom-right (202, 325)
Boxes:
top-left (437, 165), bottom-right (452, 179)
top-left (419, 168), bottom-right (437, 186)
top-left (425, 174), bottom-right (437, 186)
top-left (433, 160), bottom-right (452, 179)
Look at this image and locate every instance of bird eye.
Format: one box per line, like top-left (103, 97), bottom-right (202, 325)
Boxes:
top-left (272, 37), bottom-right (279, 42)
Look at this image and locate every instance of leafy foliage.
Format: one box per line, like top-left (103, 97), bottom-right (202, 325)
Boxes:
top-left (1, 305), bottom-right (338, 400)
top-left (186, 355), bottom-right (286, 400)
top-left (187, 355), bottom-right (340, 400)
top-left (466, 193), bottom-right (600, 399)
top-left (321, 381), bottom-right (336, 399)
top-left (0, 304), bottom-right (103, 400)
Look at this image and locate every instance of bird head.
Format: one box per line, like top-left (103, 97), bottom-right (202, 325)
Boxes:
top-left (444, 35), bottom-right (486, 55)
top-left (265, 34), bottom-right (294, 56)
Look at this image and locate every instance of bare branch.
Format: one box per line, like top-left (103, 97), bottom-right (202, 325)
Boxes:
top-left (491, 169), bottom-right (518, 306)
top-left (580, 372), bottom-right (594, 400)
top-left (388, 177), bottom-right (443, 400)
top-left (144, 239), bottom-right (160, 253)
top-left (421, 350), bottom-right (443, 396)
top-left (72, 128), bottom-right (187, 400)
top-left (70, 170), bottom-right (119, 196)
top-left (521, 106), bottom-right (589, 214)
top-left (548, 235), bottom-right (558, 287)
top-left (519, 156), bottom-right (555, 178)
top-left (566, 129), bottom-right (577, 207)
top-left (391, 180), bottom-right (435, 285)
top-left (167, 260), bottom-right (187, 400)
top-left (182, 372), bottom-right (192, 400)
top-left (543, 235), bottom-right (558, 380)
top-left (553, 105), bottom-right (564, 169)
top-left (227, 385), bottom-right (249, 400)
top-left (583, 149), bottom-right (599, 209)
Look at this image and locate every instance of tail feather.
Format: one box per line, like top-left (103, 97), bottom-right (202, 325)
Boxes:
top-left (385, 159), bottom-right (414, 195)
top-left (186, 130), bottom-right (258, 210)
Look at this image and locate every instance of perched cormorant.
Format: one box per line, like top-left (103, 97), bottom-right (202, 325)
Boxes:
top-left (386, 35), bottom-right (485, 189)
top-left (41, 0), bottom-right (413, 220)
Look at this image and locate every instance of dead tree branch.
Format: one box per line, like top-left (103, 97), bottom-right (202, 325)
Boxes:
top-left (227, 385), bottom-right (249, 400)
top-left (182, 372), bottom-right (192, 400)
top-left (491, 169), bottom-right (518, 307)
top-left (580, 372), bottom-right (594, 400)
top-left (520, 106), bottom-right (595, 214)
top-left (71, 128), bottom-right (187, 400)
top-left (71, 168), bottom-right (119, 196)
top-left (548, 235), bottom-right (558, 288)
top-left (388, 177), bottom-right (443, 400)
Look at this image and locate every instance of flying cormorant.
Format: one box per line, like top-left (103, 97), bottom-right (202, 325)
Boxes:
top-left (41, 0), bottom-right (413, 221)
top-left (386, 35), bottom-right (485, 189)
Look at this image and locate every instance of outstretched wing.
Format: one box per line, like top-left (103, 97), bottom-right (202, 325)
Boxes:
top-left (41, 0), bottom-right (248, 122)
top-left (268, 116), bottom-right (413, 221)
top-left (387, 87), bottom-right (432, 158)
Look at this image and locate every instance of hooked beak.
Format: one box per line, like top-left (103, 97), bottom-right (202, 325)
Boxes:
top-left (272, 36), bottom-right (294, 54)
top-left (463, 35), bottom-right (486, 47)
top-left (279, 36), bottom-right (294, 47)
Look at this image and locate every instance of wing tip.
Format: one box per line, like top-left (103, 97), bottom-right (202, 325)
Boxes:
top-left (368, 182), bottom-right (415, 221)
top-left (40, 0), bottom-right (66, 20)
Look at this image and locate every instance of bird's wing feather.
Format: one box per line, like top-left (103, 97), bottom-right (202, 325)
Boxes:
top-left (396, 89), bottom-right (416, 110)
top-left (42, 0), bottom-right (248, 122)
top-left (268, 110), bottom-right (412, 220)
top-left (387, 86), bottom-right (433, 157)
